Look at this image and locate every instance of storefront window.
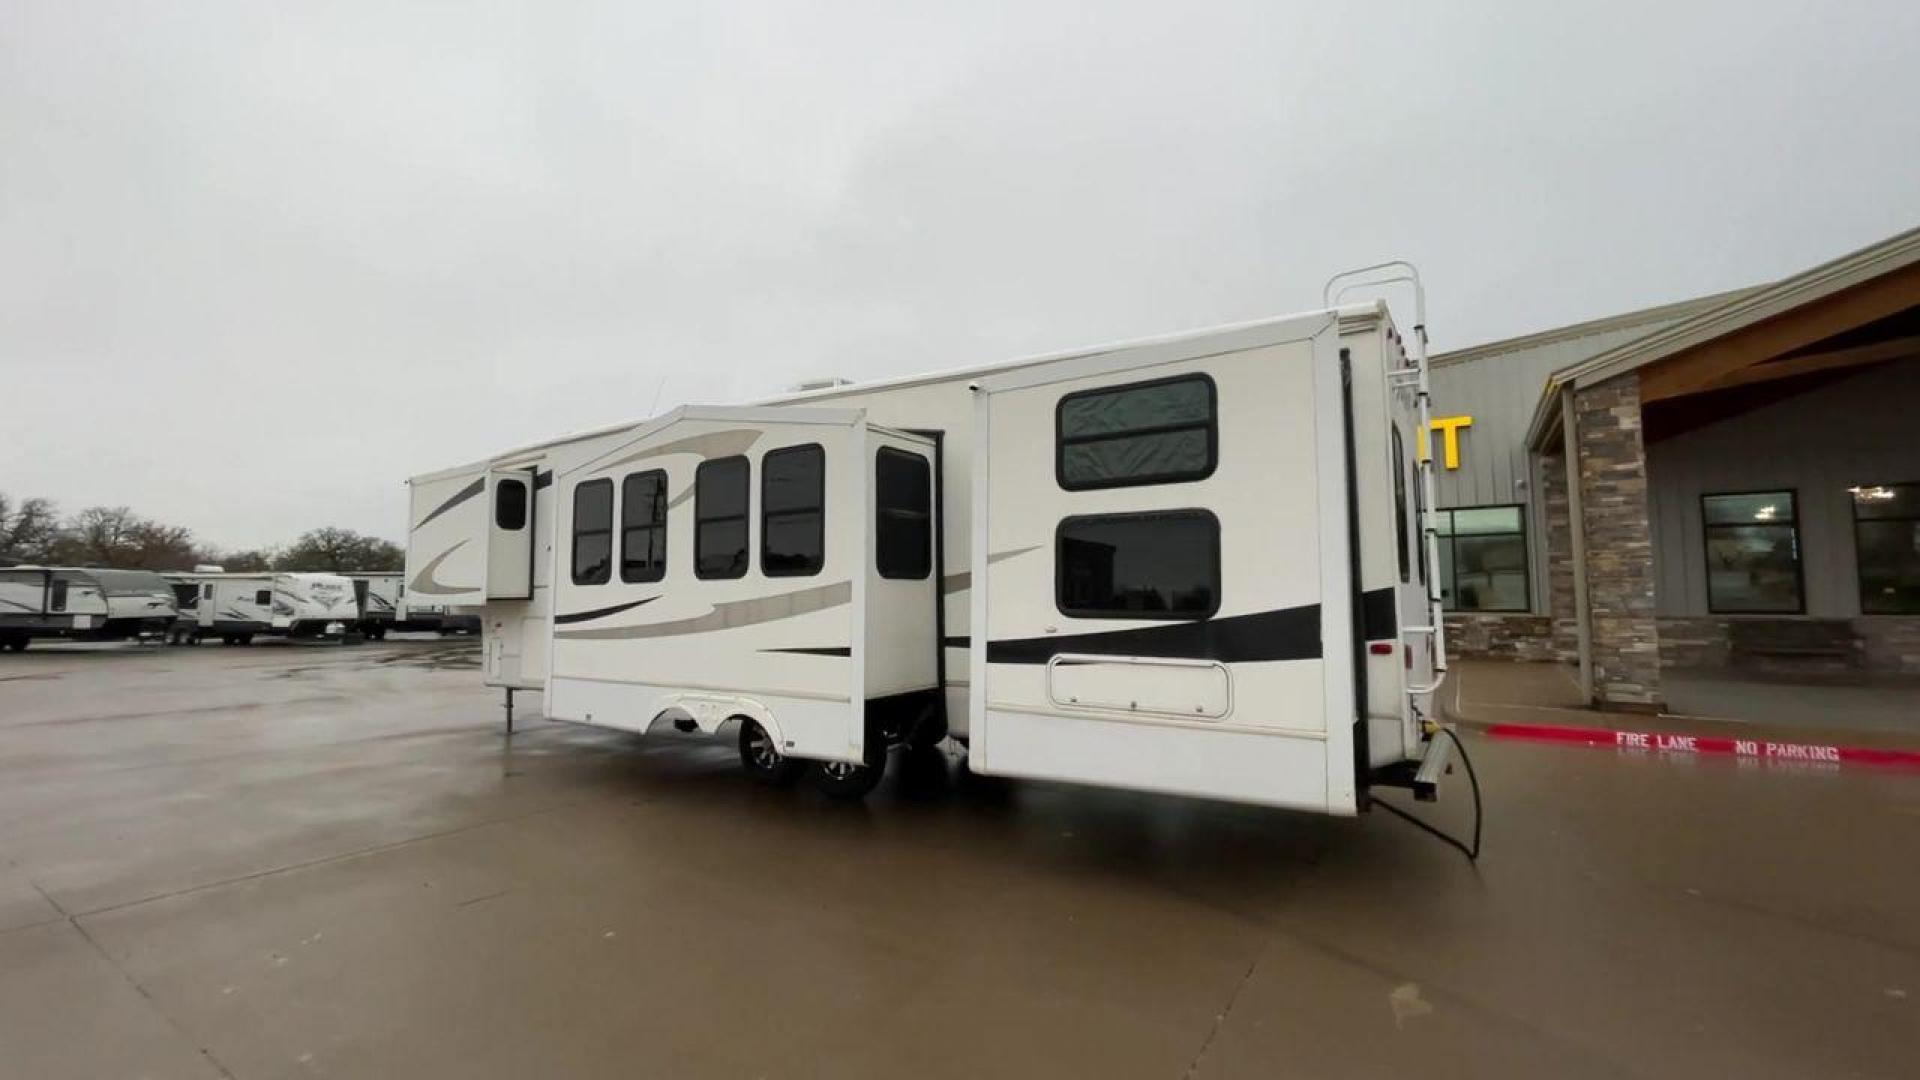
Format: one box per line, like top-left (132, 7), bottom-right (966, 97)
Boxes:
top-left (1852, 482), bottom-right (1920, 615)
top-left (1702, 491), bottom-right (1801, 613)
top-left (1435, 506), bottom-right (1528, 612)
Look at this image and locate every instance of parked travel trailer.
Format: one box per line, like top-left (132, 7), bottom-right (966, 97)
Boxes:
top-left (0, 567), bottom-right (178, 651)
top-left (344, 571), bottom-right (402, 639)
top-left (165, 571), bottom-right (361, 644)
top-left (406, 291), bottom-right (1450, 811)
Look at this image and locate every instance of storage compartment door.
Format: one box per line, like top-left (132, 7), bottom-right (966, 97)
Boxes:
top-left (486, 468), bottom-right (535, 600)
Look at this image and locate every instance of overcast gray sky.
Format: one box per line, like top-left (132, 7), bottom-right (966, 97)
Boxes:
top-left (4, 1), bottom-right (1918, 550)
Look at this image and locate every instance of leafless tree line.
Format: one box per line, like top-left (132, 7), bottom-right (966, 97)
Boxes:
top-left (0, 492), bottom-right (401, 573)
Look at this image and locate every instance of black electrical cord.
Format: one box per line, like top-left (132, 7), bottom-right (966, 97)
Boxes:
top-left (1372, 726), bottom-right (1482, 862)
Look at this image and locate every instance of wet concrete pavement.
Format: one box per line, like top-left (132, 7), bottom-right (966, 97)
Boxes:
top-left (1, 640), bottom-right (1916, 1078)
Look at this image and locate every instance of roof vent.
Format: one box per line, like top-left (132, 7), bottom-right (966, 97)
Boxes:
top-left (788, 377), bottom-right (854, 393)
top-left (193, 564), bottom-right (226, 573)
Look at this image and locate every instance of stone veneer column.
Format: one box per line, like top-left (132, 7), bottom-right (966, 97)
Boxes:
top-left (1573, 375), bottom-right (1662, 708)
top-left (1537, 447), bottom-right (1579, 664)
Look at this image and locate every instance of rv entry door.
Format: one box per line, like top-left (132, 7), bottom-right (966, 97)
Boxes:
top-left (486, 468), bottom-right (535, 600)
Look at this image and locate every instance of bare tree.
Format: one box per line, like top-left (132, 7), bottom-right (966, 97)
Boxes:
top-left (48, 506), bottom-right (205, 570)
top-left (276, 528), bottom-right (403, 572)
top-left (0, 493), bottom-right (61, 564)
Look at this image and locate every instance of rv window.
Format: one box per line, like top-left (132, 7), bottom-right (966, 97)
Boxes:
top-left (762, 445), bottom-right (824, 577)
top-left (1392, 426), bottom-right (1411, 583)
top-left (255, 589), bottom-right (272, 606)
top-left (695, 456), bottom-right (750, 580)
top-left (1057, 510), bottom-right (1218, 620)
top-left (876, 448), bottom-right (931, 580)
top-left (495, 477), bottom-right (528, 531)
top-left (620, 470), bottom-right (668, 583)
top-left (202, 584), bottom-right (214, 599)
top-left (1057, 374), bottom-right (1216, 490)
top-left (571, 479), bottom-right (614, 585)
top-left (171, 583), bottom-right (197, 606)
top-left (50, 579), bottom-right (69, 612)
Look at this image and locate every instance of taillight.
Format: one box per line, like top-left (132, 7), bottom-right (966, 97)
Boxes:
top-left (1369, 641), bottom-right (1392, 655)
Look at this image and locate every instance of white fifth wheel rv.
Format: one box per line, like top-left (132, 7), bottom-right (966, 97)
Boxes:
top-left (165, 571), bottom-right (360, 644)
top-left (406, 294), bottom-right (1451, 812)
top-left (0, 567), bottom-right (178, 651)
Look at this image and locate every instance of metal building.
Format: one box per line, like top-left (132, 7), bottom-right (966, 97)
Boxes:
top-left (1425, 226), bottom-right (1920, 708)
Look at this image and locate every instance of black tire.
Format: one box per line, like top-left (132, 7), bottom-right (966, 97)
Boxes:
top-left (237, 634), bottom-right (255, 646)
top-left (4, 637), bottom-right (28, 653)
top-left (737, 718), bottom-right (805, 786)
top-left (220, 635), bottom-right (236, 646)
top-left (810, 743), bottom-right (887, 800)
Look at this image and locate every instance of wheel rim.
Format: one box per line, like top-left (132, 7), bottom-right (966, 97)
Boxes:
top-left (820, 761), bottom-right (859, 780)
top-left (746, 724), bottom-right (782, 770)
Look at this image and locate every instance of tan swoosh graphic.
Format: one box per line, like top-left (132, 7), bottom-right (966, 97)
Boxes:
top-left (409, 540), bottom-right (475, 596)
top-left (555, 580), bottom-right (850, 641)
top-left (941, 545), bottom-right (1042, 594)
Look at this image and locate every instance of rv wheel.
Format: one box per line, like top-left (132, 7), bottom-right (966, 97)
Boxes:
top-left (810, 746), bottom-right (887, 800)
top-left (4, 637), bottom-right (27, 653)
top-left (237, 634), bottom-right (255, 646)
top-left (906, 702), bottom-right (948, 750)
top-left (737, 718), bottom-right (804, 786)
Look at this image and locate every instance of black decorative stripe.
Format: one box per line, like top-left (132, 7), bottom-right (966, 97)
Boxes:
top-left (985, 605), bottom-right (1321, 666)
top-left (533, 469), bottom-right (553, 491)
top-left (942, 635), bottom-right (969, 649)
top-left (553, 596), bottom-right (658, 625)
top-left (759, 646), bottom-right (852, 657)
top-left (1360, 587), bottom-right (1397, 642)
top-left (414, 477), bottom-right (485, 531)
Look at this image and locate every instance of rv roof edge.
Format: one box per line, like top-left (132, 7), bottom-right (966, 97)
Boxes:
top-left (404, 302), bottom-right (1392, 485)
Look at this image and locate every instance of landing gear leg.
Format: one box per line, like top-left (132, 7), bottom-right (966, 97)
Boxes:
top-left (504, 688), bottom-right (515, 734)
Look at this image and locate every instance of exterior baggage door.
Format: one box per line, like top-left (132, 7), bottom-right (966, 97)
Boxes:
top-left (487, 468), bottom-right (535, 600)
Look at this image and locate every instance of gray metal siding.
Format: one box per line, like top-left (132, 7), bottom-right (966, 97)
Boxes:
top-left (1429, 316), bottom-right (1698, 614)
top-left (1647, 355), bottom-right (1920, 617)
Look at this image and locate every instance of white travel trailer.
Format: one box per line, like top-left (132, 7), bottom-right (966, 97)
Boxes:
top-left (0, 567), bottom-right (178, 651)
top-left (407, 294), bottom-right (1451, 811)
top-left (344, 571), bottom-right (403, 638)
top-left (165, 571), bottom-right (360, 644)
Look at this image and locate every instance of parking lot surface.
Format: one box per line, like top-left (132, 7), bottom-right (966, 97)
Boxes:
top-left (1, 639), bottom-right (1916, 1079)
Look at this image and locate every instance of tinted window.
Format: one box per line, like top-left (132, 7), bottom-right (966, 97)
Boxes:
top-left (876, 448), bottom-right (931, 580)
top-left (1853, 482), bottom-right (1920, 614)
top-left (495, 477), bottom-right (527, 530)
top-left (1702, 491), bottom-right (1800, 613)
top-left (571, 479), bottom-right (614, 585)
top-left (50, 579), bottom-right (68, 612)
top-left (620, 470), bottom-right (668, 583)
top-left (762, 445), bottom-right (824, 577)
top-left (255, 589), bottom-right (273, 606)
top-left (1434, 506), bottom-right (1529, 612)
top-left (1057, 374), bottom-right (1216, 490)
top-left (696, 456), bottom-right (750, 580)
top-left (1057, 510), bottom-right (1218, 619)
top-left (202, 584), bottom-right (214, 599)
top-left (171, 583), bottom-right (197, 606)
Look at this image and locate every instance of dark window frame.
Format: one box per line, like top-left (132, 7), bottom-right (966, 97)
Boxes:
top-left (571, 478), bottom-right (615, 586)
top-left (1701, 488), bottom-right (1804, 615)
top-left (875, 446), bottom-right (932, 581)
top-left (1391, 426), bottom-right (1411, 584)
top-left (695, 456), bottom-right (751, 581)
top-left (1054, 508), bottom-right (1222, 622)
top-left (1435, 504), bottom-right (1531, 613)
top-left (494, 476), bottom-right (528, 531)
top-left (1055, 373), bottom-right (1218, 492)
top-left (619, 469), bottom-right (669, 584)
top-left (1850, 480), bottom-right (1919, 616)
top-left (760, 444), bottom-right (825, 578)
top-left (255, 588), bottom-right (273, 606)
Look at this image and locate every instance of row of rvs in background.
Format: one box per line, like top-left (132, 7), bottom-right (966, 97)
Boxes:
top-left (0, 567), bottom-right (476, 651)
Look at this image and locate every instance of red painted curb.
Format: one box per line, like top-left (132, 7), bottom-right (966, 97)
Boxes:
top-left (1484, 722), bottom-right (1920, 770)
